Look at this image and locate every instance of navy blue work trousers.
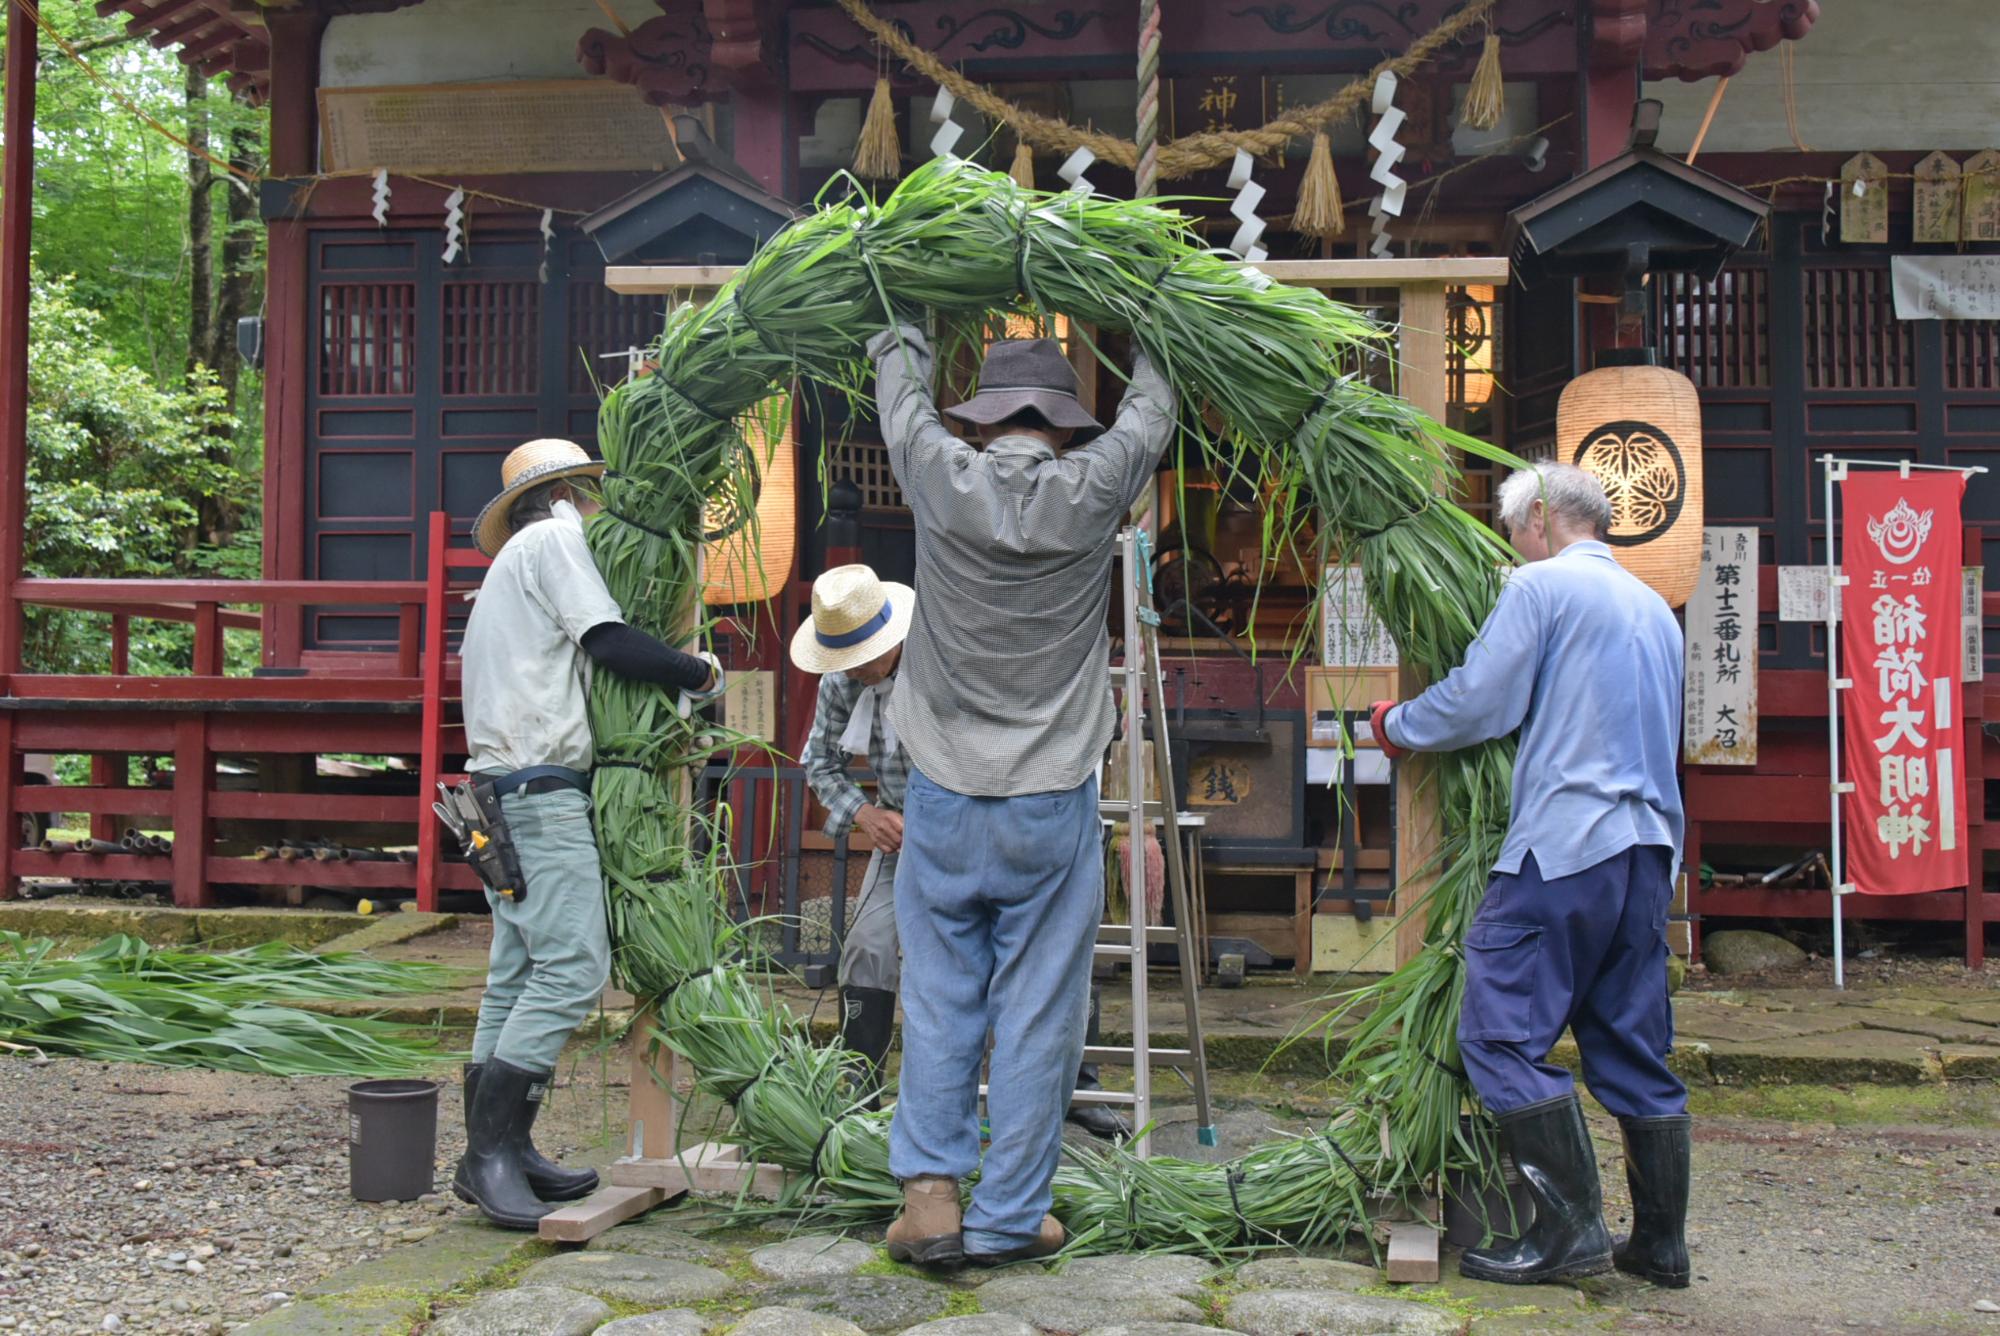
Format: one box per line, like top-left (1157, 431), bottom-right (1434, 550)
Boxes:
top-left (1457, 845), bottom-right (1688, 1119)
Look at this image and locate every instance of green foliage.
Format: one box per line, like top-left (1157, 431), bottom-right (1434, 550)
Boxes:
top-left (21, 267), bottom-right (248, 672)
top-left (17, 1), bottom-right (267, 383)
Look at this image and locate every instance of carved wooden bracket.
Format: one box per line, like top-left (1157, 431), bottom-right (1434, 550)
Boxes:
top-left (578, 0), bottom-right (716, 105)
top-left (1589, 0), bottom-right (1651, 69)
top-left (1644, 0), bottom-right (1820, 81)
top-left (577, 0), bottom-right (776, 105)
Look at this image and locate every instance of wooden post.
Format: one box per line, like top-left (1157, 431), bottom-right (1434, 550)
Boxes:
top-left (1394, 281), bottom-right (1449, 970)
top-left (417, 513), bottom-right (451, 912)
top-left (170, 717), bottom-right (214, 907)
top-left (0, 9), bottom-right (34, 686)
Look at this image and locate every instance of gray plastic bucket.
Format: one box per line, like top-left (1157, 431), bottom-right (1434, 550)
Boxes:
top-left (347, 1079), bottom-right (440, 1202)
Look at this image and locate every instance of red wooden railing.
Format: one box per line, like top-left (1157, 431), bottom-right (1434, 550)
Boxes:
top-left (1, 574), bottom-right (449, 906)
top-left (416, 512), bottom-right (491, 911)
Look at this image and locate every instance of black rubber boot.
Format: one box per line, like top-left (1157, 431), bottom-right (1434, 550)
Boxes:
top-left (457, 1063), bottom-right (598, 1203)
top-left (840, 986), bottom-right (897, 1110)
top-left (1459, 1093), bottom-right (1613, 1285)
top-left (1067, 987), bottom-right (1131, 1142)
top-left (450, 1057), bottom-right (556, 1230)
top-left (1613, 1114), bottom-right (1692, 1288)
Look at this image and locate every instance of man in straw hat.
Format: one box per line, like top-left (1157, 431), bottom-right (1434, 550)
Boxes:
top-left (792, 564), bottom-right (1133, 1142)
top-left (865, 325), bottom-right (1173, 1267)
top-left (1371, 462), bottom-right (1689, 1288)
top-left (453, 438), bottom-right (724, 1230)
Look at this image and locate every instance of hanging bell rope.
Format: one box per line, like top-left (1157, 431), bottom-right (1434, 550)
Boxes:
top-left (1135, 0), bottom-right (1162, 197)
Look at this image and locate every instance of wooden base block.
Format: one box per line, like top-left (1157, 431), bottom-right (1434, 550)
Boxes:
top-left (1386, 1220), bottom-right (1442, 1283)
top-left (610, 1141), bottom-right (794, 1199)
top-left (538, 1184), bottom-right (670, 1243)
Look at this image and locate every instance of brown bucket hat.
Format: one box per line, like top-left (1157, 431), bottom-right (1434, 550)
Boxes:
top-left (944, 338), bottom-right (1104, 433)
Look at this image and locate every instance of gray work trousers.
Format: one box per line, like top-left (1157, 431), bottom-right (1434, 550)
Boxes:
top-left (471, 788), bottom-right (612, 1072)
top-left (838, 849), bottom-right (900, 993)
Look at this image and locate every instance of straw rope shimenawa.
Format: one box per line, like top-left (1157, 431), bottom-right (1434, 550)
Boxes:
top-left (833, 0), bottom-right (1495, 182)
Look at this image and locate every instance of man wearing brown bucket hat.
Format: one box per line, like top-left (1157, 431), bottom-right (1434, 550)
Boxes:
top-left (452, 438), bottom-right (724, 1230)
top-left (792, 564), bottom-right (1133, 1143)
top-left (866, 326), bottom-right (1173, 1266)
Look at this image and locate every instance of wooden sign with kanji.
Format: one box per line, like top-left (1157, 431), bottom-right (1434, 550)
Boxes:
top-left (1965, 150), bottom-right (2000, 243)
top-left (1840, 152), bottom-right (1889, 245)
top-left (1912, 152), bottom-right (1962, 245)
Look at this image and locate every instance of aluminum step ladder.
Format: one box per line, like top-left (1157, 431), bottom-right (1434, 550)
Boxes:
top-left (978, 528), bottom-right (1216, 1158)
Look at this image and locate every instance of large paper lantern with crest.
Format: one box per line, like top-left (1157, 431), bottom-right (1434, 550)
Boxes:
top-left (1556, 353), bottom-right (1704, 608)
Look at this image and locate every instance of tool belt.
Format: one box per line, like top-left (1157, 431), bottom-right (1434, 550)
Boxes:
top-left (431, 766), bottom-right (588, 902)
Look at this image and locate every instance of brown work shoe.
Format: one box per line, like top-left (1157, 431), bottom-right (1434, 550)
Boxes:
top-left (967, 1213), bottom-right (1065, 1266)
top-left (885, 1175), bottom-right (963, 1268)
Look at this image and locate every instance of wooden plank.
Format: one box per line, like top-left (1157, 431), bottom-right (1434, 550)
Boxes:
top-left (2, 675), bottom-right (421, 702)
top-left (169, 717), bottom-right (212, 907)
top-left (605, 258), bottom-right (1511, 297)
top-left (537, 1184), bottom-right (671, 1244)
top-left (1386, 1221), bottom-right (1441, 1284)
top-left (609, 1143), bottom-right (793, 1198)
top-left (1394, 281), bottom-right (1449, 969)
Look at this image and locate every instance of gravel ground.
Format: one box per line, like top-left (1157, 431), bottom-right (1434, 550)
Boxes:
top-left (0, 1054), bottom-right (621, 1335)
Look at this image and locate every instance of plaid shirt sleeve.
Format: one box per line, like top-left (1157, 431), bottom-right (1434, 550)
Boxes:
top-left (801, 672), bottom-right (868, 839)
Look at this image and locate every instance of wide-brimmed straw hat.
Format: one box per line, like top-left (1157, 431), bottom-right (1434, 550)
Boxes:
top-left (788, 564), bottom-right (915, 675)
top-left (945, 338), bottom-right (1103, 434)
top-left (473, 439), bottom-right (606, 557)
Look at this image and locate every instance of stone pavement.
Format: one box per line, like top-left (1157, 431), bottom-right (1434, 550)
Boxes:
top-left (296, 1206), bottom-right (1601, 1336)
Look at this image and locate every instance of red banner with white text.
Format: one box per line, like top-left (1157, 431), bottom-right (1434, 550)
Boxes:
top-left (1840, 472), bottom-right (1968, 894)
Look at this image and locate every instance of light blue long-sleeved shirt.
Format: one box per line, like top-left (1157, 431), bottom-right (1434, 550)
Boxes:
top-left (1383, 540), bottom-right (1685, 881)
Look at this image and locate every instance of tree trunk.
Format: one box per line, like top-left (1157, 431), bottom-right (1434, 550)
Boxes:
top-left (211, 121), bottom-right (261, 413)
top-left (185, 62), bottom-right (214, 383)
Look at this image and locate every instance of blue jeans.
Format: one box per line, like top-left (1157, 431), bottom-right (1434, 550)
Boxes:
top-left (471, 788), bottom-right (612, 1073)
top-left (889, 767), bottom-right (1101, 1255)
top-left (1458, 845), bottom-right (1687, 1118)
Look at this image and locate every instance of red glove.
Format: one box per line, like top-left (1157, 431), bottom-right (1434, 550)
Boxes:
top-left (1369, 700), bottom-right (1407, 760)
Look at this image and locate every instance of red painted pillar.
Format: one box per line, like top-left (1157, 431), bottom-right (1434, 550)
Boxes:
top-left (731, 88), bottom-right (791, 199)
top-left (0, 12), bottom-right (36, 898)
top-left (1582, 1), bottom-right (1645, 171)
top-left (0, 7), bottom-right (36, 681)
top-left (261, 10), bottom-right (327, 667)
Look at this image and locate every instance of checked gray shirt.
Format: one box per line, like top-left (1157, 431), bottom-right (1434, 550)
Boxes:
top-left (800, 669), bottom-right (908, 837)
top-left (868, 325), bottom-right (1176, 799)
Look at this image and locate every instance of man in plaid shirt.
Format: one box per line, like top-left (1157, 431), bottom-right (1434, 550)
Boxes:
top-left (795, 565), bottom-right (1130, 1141)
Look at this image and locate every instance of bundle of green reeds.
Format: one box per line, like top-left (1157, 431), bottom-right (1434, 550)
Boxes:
top-left (0, 931), bottom-right (454, 1076)
top-left (585, 155), bottom-right (1519, 1252)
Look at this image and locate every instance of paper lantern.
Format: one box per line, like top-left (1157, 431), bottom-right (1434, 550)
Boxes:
top-left (701, 396), bottom-right (797, 606)
top-left (1556, 357), bottom-right (1704, 608)
top-left (1448, 285), bottom-right (1497, 406)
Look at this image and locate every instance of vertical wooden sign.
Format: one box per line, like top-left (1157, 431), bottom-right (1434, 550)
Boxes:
top-left (1684, 527), bottom-right (1759, 766)
top-left (1965, 150), bottom-right (2000, 242)
top-left (1912, 152), bottom-right (1962, 245)
top-left (1841, 152), bottom-right (1889, 245)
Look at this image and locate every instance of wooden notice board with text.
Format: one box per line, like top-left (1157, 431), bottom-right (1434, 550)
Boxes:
top-left (320, 81), bottom-right (677, 176)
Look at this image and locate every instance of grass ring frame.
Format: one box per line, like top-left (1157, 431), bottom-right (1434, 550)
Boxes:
top-left (587, 156), bottom-right (1528, 1254)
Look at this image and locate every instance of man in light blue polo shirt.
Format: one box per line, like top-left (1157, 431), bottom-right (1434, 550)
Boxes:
top-left (1372, 462), bottom-right (1690, 1291)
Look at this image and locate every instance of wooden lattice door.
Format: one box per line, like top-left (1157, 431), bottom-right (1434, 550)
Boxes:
top-left (306, 230), bottom-right (661, 650)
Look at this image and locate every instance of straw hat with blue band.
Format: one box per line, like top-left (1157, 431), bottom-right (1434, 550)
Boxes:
top-left (788, 564), bottom-right (915, 675)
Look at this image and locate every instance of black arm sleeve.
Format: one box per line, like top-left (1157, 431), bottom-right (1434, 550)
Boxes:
top-left (579, 622), bottom-right (714, 692)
